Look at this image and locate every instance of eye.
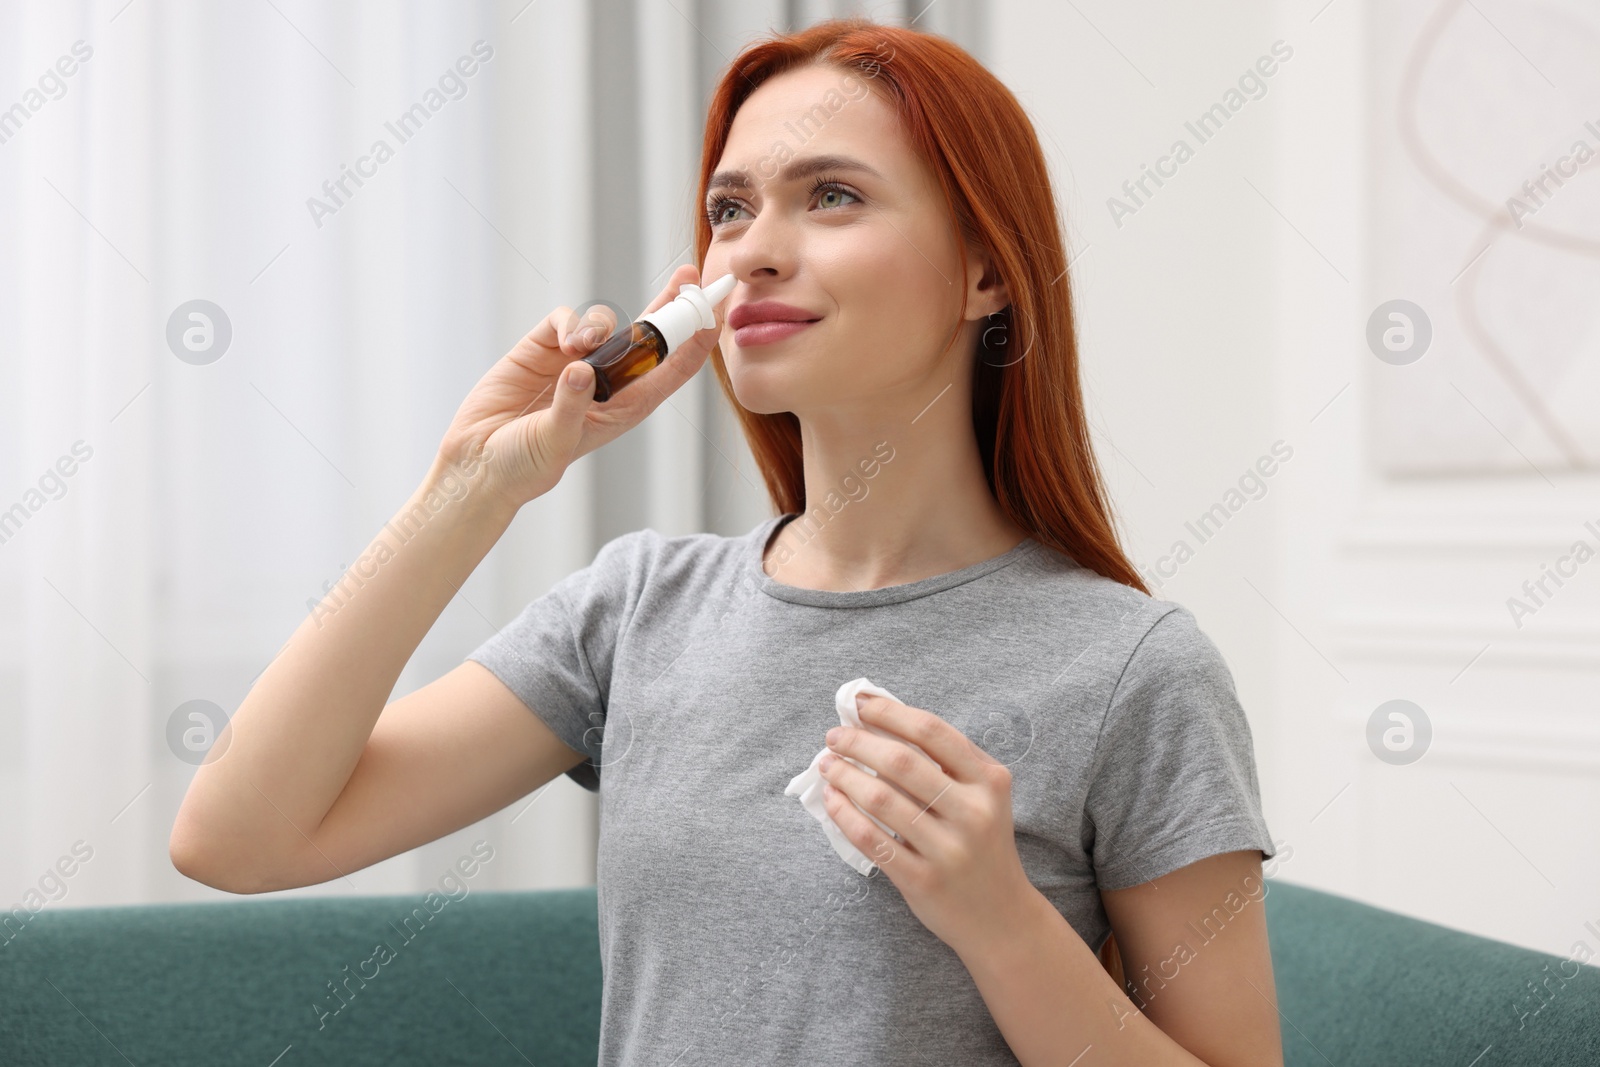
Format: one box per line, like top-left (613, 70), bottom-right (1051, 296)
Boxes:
top-left (809, 177), bottom-right (862, 211)
top-left (705, 193), bottom-right (751, 227)
top-left (704, 176), bottom-right (864, 229)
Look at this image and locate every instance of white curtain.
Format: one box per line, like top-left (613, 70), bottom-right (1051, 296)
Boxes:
top-left (0, 0), bottom-right (985, 909)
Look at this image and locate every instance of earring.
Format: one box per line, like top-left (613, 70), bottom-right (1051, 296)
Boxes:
top-left (979, 306), bottom-right (1025, 368)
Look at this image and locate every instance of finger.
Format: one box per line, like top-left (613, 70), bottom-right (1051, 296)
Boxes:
top-left (827, 725), bottom-right (949, 811)
top-left (822, 780), bottom-right (915, 869)
top-left (522, 305), bottom-right (576, 355)
top-left (560, 305), bottom-right (620, 356)
top-left (820, 753), bottom-right (937, 853)
top-left (522, 358), bottom-right (594, 469)
top-left (522, 305), bottom-right (619, 362)
top-left (856, 695), bottom-right (991, 785)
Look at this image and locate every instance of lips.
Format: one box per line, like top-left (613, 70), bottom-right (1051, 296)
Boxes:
top-left (733, 319), bottom-right (817, 346)
top-left (728, 299), bottom-right (822, 348)
top-left (727, 300), bottom-right (822, 331)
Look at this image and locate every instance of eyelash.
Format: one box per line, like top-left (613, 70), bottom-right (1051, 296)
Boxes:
top-left (704, 175), bottom-right (861, 228)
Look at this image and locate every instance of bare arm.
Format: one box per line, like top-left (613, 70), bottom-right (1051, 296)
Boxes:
top-left (169, 264), bottom-right (729, 894)
top-left (1099, 849), bottom-right (1285, 1066)
top-left (169, 459), bottom-right (532, 893)
top-left (953, 850), bottom-right (1283, 1066)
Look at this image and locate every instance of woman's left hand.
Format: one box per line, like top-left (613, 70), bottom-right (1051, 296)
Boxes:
top-left (818, 691), bottom-right (1039, 954)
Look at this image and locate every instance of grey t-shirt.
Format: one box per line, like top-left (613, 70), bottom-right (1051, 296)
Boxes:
top-left (466, 512), bottom-right (1276, 1066)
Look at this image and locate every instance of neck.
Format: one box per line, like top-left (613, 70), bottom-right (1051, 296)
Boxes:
top-left (764, 400), bottom-right (1028, 593)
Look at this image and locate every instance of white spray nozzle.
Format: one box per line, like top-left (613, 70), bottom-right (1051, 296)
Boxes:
top-left (638, 272), bottom-right (737, 356)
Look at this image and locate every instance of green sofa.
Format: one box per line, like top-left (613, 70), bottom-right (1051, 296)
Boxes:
top-left (2, 880), bottom-right (1595, 1065)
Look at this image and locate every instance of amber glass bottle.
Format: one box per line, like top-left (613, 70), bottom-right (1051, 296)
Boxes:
top-left (581, 273), bottom-right (736, 402)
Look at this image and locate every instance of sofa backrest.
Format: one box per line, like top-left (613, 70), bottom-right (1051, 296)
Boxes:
top-left (2, 880), bottom-right (1596, 1065)
top-left (0, 887), bottom-right (604, 1066)
top-left (1265, 881), bottom-right (1599, 1065)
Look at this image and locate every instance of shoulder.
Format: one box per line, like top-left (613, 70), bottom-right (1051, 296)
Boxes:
top-left (1089, 598), bottom-right (1252, 766)
top-left (573, 524), bottom-right (747, 600)
top-left (1024, 544), bottom-right (1224, 661)
top-left (1078, 596), bottom-right (1261, 809)
top-left (1010, 547), bottom-right (1238, 724)
top-left (1012, 543), bottom-right (1199, 664)
top-left (627, 525), bottom-right (747, 576)
top-left (1112, 603), bottom-right (1237, 712)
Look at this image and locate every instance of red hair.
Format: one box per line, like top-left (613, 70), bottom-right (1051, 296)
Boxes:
top-left (694, 16), bottom-right (1149, 599)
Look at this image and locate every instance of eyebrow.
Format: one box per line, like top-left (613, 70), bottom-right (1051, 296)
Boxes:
top-left (705, 154), bottom-right (884, 199)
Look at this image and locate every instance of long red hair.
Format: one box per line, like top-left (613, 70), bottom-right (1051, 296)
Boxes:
top-left (694, 18), bottom-right (1148, 599)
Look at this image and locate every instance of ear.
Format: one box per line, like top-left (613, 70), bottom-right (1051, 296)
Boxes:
top-left (963, 243), bottom-right (1010, 321)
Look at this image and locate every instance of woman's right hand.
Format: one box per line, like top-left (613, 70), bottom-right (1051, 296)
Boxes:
top-left (437, 263), bottom-right (728, 511)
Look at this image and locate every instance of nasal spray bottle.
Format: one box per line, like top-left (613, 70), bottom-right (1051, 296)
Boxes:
top-left (580, 272), bottom-right (737, 402)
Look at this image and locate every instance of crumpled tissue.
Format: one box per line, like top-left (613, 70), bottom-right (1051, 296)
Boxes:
top-left (784, 677), bottom-right (934, 876)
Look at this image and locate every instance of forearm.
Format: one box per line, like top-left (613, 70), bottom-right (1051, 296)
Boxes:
top-left (171, 450), bottom-right (515, 880)
top-left (953, 887), bottom-right (1209, 1067)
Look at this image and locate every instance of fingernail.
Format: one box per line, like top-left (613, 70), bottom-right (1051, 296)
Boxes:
top-left (567, 362), bottom-right (592, 390)
top-left (856, 692), bottom-right (870, 710)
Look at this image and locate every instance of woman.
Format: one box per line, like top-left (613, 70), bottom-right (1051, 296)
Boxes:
top-left (171, 17), bottom-right (1283, 1067)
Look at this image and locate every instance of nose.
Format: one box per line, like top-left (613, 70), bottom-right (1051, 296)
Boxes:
top-left (721, 197), bottom-right (798, 284)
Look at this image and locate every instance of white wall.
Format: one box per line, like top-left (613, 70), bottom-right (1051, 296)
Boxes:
top-left (992, 0), bottom-right (1600, 958)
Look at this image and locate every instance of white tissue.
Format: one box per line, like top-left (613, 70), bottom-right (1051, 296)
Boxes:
top-left (784, 677), bottom-right (935, 876)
